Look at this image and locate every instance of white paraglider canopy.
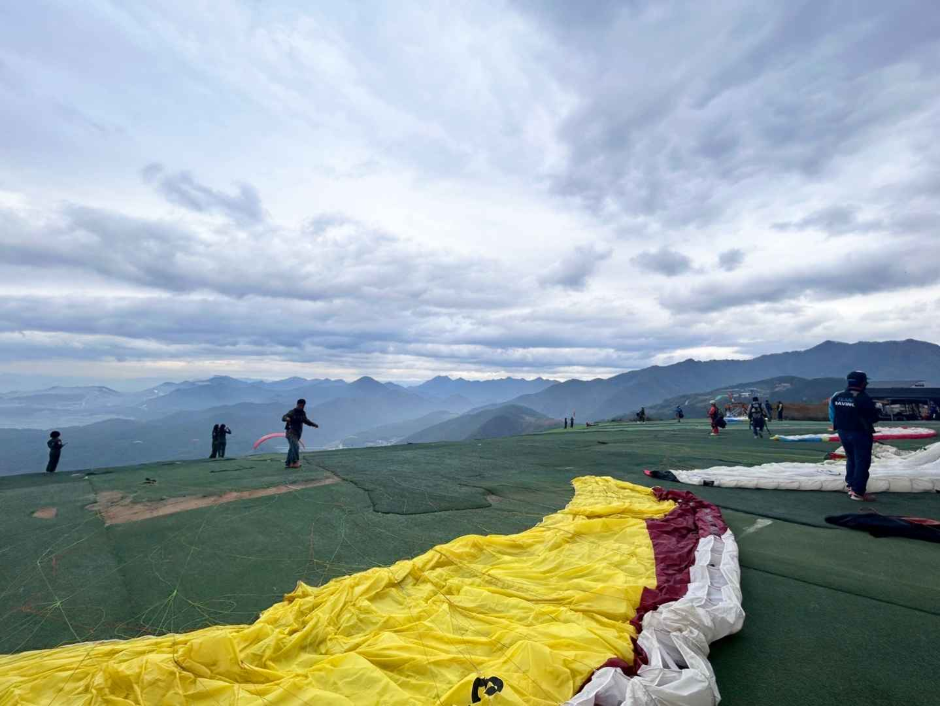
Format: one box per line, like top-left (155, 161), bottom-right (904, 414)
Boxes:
top-left (648, 442), bottom-right (940, 493)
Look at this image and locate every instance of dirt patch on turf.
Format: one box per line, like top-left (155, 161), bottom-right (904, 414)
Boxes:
top-left (486, 494), bottom-right (504, 504)
top-left (86, 474), bottom-right (340, 526)
top-left (32, 507), bottom-right (57, 519)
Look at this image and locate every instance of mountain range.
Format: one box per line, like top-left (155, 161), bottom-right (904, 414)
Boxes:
top-left (510, 340), bottom-right (940, 421)
top-left (1, 339), bottom-right (938, 475)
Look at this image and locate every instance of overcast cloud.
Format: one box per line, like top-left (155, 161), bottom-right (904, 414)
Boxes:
top-left (1, 1), bottom-right (939, 386)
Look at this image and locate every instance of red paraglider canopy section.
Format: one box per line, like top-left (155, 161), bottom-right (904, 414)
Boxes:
top-left (252, 432), bottom-right (306, 450)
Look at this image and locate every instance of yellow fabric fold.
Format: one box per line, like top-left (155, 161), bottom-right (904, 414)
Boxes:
top-left (0, 477), bottom-right (673, 705)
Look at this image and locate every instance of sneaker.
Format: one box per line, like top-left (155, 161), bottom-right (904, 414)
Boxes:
top-left (848, 491), bottom-right (876, 502)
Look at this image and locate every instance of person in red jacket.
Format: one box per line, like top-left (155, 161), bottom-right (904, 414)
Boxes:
top-left (708, 401), bottom-right (721, 436)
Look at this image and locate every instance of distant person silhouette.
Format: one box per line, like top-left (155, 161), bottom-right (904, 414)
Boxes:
top-left (282, 399), bottom-right (318, 468)
top-left (675, 406), bottom-right (684, 422)
top-left (217, 423), bottom-right (231, 458)
top-left (564, 417), bottom-right (568, 429)
top-left (764, 399), bottom-right (773, 418)
top-left (776, 401), bottom-right (784, 421)
top-left (210, 424), bottom-right (220, 458)
top-left (46, 431), bottom-right (64, 473)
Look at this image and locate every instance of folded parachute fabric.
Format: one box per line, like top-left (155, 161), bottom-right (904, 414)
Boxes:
top-left (825, 512), bottom-right (940, 543)
top-left (771, 426), bottom-right (936, 443)
top-left (645, 442), bottom-right (940, 492)
top-left (0, 477), bottom-right (744, 706)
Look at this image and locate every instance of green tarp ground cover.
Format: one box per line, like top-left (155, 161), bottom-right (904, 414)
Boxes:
top-left (2, 419), bottom-right (939, 705)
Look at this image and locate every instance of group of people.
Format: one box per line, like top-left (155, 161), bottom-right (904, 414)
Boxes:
top-left (209, 424), bottom-right (232, 458)
top-left (563, 414), bottom-right (576, 429)
top-left (205, 400), bottom-right (320, 468)
top-left (704, 371), bottom-right (880, 502)
top-left (706, 398), bottom-right (785, 436)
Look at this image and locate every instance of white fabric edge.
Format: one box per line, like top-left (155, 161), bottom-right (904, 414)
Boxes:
top-left (563, 529), bottom-right (744, 706)
top-left (773, 426), bottom-right (936, 442)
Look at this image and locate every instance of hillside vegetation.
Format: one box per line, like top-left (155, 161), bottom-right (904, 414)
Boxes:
top-left (404, 404), bottom-right (555, 443)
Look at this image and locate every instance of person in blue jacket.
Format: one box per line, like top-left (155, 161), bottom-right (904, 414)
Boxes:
top-left (832, 371), bottom-right (880, 501)
top-left (828, 392), bottom-right (839, 426)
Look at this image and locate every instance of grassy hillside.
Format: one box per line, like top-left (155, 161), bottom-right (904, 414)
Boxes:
top-left (333, 410), bottom-right (458, 448)
top-left (403, 404), bottom-right (556, 442)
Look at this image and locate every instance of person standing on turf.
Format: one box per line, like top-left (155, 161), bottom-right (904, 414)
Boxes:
top-left (210, 424), bottom-right (220, 458)
top-left (776, 401), bottom-right (784, 421)
top-left (748, 396), bottom-right (767, 438)
top-left (282, 399), bottom-right (318, 468)
top-left (564, 417), bottom-right (568, 429)
top-left (46, 431), bottom-right (64, 473)
top-left (764, 399), bottom-right (773, 418)
top-left (708, 400), bottom-right (720, 436)
top-left (217, 423), bottom-right (231, 458)
top-left (832, 370), bottom-right (880, 502)
top-left (675, 405), bottom-right (684, 423)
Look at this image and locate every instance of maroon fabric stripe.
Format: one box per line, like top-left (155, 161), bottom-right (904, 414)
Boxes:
top-left (576, 486), bottom-right (728, 689)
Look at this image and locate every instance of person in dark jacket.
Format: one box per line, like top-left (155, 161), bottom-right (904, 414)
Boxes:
top-left (282, 399), bottom-right (318, 468)
top-left (46, 431), bottom-right (64, 473)
top-left (210, 424), bottom-right (220, 458)
top-left (764, 399), bottom-right (773, 418)
top-left (776, 401), bottom-right (784, 421)
top-left (217, 423), bottom-right (231, 458)
top-left (748, 396), bottom-right (766, 438)
top-left (832, 370), bottom-right (880, 501)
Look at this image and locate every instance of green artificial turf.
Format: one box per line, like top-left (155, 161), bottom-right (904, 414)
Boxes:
top-left (712, 568), bottom-right (940, 706)
top-left (1, 419), bottom-right (938, 703)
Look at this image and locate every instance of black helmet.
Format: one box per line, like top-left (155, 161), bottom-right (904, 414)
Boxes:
top-left (752, 396), bottom-right (759, 401)
top-left (847, 370), bottom-right (868, 390)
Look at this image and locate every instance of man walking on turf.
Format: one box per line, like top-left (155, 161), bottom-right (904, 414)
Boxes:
top-left (748, 396), bottom-right (767, 438)
top-left (46, 431), bottom-right (64, 473)
top-left (282, 399), bottom-right (318, 468)
top-left (832, 371), bottom-right (880, 502)
top-left (217, 423), bottom-right (231, 458)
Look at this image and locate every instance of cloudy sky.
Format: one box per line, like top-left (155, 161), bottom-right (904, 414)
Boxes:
top-left (2, 1), bottom-right (939, 387)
